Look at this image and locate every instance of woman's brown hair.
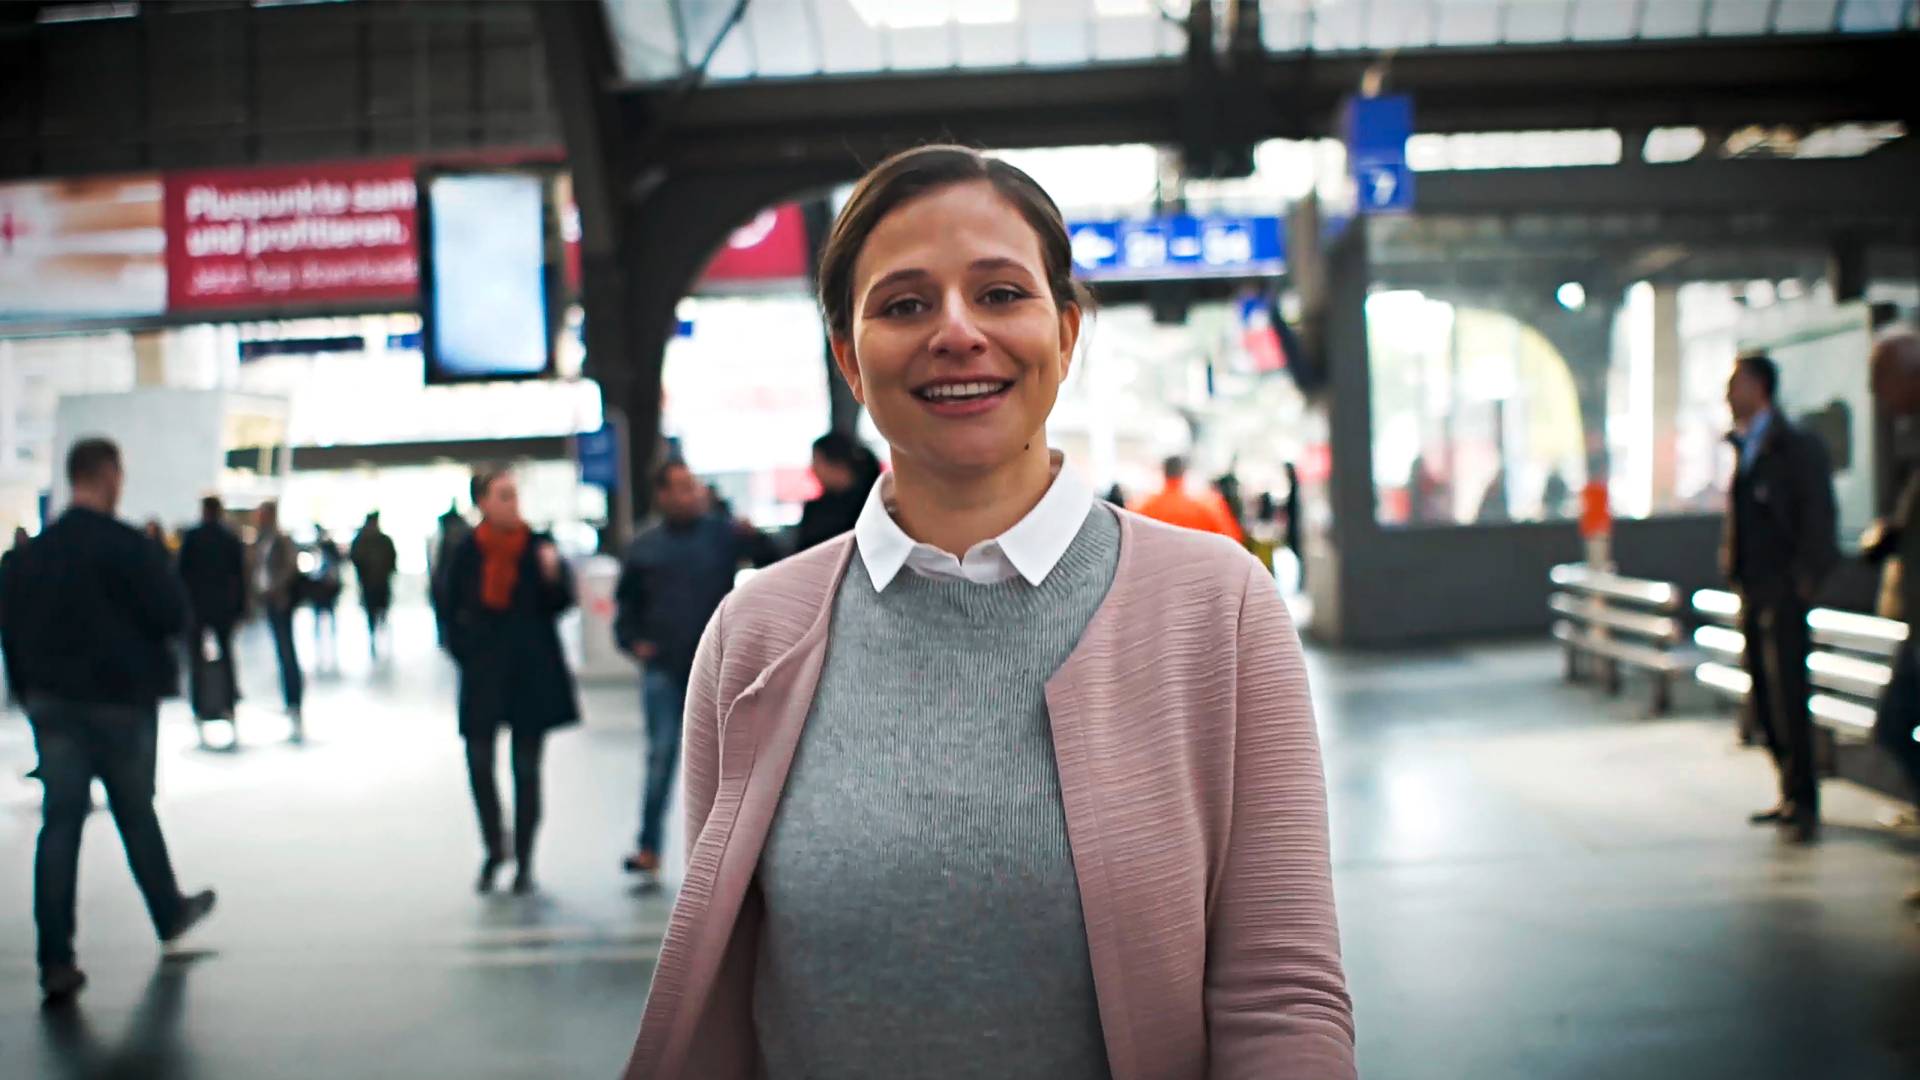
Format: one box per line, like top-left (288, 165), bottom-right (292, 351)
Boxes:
top-left (817, 145), bottom-right (1088, 341)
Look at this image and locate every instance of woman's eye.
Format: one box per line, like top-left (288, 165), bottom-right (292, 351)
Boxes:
top-left (982, 286), bottom-right (1029, 304)
top-left (880, 296), bottom-right (927, 318)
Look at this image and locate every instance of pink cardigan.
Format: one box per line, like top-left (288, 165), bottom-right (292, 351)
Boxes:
top-left (622, 510), bottom-right (1355, 1079)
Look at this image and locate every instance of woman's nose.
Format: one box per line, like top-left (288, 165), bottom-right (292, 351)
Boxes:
top-left (929, 296), bottom-right (988, 357)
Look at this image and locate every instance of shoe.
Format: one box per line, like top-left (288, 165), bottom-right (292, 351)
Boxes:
top-left (1749, 804), bottom-right (1793, 825)
top-left (512, 872), bottom-right (535, 896)
top-left (163, 890), bottom-right (217, 947)
top-left (40, 965), bottom-right (86, 1004)
top-left (622, 850), bottom-right (660, 875)
top-left (477, 853), bottom-right (506, 895)
top-left (1786, 816), bottom-right (1820, 844)
top-left (287, 708), bottom-right (305, 744)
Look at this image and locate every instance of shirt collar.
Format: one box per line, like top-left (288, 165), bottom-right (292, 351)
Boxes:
top-left (854, 450), bottom-right (1094, 591)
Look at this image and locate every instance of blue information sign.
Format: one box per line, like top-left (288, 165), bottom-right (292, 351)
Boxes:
top-left (577, 423), bottom-right (620, 491)
top-left (1068, 213), bottom-right (1285, 280)
top-left (1345, 94), bottom-right (1415, 215)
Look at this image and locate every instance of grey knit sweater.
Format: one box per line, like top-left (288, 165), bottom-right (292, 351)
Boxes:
top-left (752, 503), bottom-right (1121, 1080)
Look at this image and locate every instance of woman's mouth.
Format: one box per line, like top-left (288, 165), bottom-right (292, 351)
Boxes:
top-left (912, 379), bottom-right (1015, 416)
top-left (914, 380), bottom-right (1013, 403)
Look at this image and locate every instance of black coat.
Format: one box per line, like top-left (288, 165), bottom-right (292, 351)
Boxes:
top-left (177, 521), bottom-right (247, 630)
top-left (0, 507), bottom-right (186, 707)
top-left (1723, 413), bottom-right (1839, 605)
top-left (795, 483), bottom-right (870, 553)
top-left (443, 531), bottom-right (580, 738)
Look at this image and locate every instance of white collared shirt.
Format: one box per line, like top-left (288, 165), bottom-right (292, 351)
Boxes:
top-left (854, 451), bottom-right (1095, 591)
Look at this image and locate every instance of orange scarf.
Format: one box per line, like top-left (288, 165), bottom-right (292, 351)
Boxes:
top-left (473, 521), bottom-right (529, 611)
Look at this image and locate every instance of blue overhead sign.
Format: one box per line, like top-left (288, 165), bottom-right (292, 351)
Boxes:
top-left (1345, 94), bottom-right (1414, 215)
top-left (576, 423), bottom-right (620, 491)
top-left (1068, 213), bottom-right (1285, 280)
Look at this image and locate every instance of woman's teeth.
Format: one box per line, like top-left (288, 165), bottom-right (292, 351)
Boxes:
top-left (918, 381), bottom-right (1009, 401)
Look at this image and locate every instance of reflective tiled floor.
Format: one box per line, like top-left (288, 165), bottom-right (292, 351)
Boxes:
top-left (2, 607), bottom-right (1917, 1078)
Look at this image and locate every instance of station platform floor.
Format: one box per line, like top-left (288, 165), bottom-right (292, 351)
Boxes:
top-left (2, 604), bottom-right (1917, 1079)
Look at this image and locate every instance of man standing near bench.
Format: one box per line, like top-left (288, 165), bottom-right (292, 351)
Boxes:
top-left (1867, 332), bottom-right (1920, 903)
top-left (1724, 353), bottom-right (1839, 844)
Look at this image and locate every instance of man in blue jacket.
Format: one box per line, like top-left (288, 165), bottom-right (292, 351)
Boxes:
top-left (616, 461), bottom-right (770, 879)
top-left (0, 438), bottom-right (217, 1003)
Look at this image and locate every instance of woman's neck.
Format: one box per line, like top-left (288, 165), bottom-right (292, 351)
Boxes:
top-left (889, 443), bottom-right (1053, 557)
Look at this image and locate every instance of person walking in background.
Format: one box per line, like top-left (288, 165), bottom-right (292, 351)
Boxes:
top-left (442, 467), bottom-right (579, 896)
top-left (625, 144), bottom-right (1351, 1079)
top-left (1, 526), bottom-right (28, 711)
top-left (0, 438), bottom-right (216, 1004)
top-left (307, 528), bottom-right (344, 672)
top-left (1724, 353), bottom-right (1839, 844)
top-left (614, 461), bottom-right (760, 883)
top-left (1866, 332), bottom-right (1920, 904)
top-left (1284, 462), bottom-right (1306, 589)
top-left (430, 501), bottom-right (472, 646)
top-left (248, 501), bottom-right (305, 741)
top-left (177, 496), bottom-right (245, 734)
top-left (350, 512), bottom-right (398, 661)
top-left (1133, 455), bottom-right (1246, 541)
top-left (795, 431), bottom-right (880, 552)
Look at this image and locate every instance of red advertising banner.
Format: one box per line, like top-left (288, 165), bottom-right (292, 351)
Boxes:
top-left (698, 203), bottom-right (809, 286)
top-left (165, 158), bottom-right (419, 311)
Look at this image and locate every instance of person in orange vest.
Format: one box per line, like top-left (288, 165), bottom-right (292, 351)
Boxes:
top-left (1132, 456), bottom-right (1245, 541)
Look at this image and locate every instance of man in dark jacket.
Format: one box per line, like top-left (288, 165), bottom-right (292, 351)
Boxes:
top-left (176, 496), bottom-right (245, 726)
top-left (0, 438), bottom-right (216, 1003)
top-left (795, 432), bottom-right (879, 553)
top-left (615, 461), bottom-right (769, 878)
top-left (350, 511), bottom-right (399, 659)
top-left (1723, 354), bottom-right (1840, 843)
top-left (1867, 333), bottom-right (1920, 904)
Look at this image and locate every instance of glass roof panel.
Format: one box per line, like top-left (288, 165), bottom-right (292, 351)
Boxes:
top-left (1639, 0), bottom-right (1709, 39)
top-left (603, 0), bottom-right (1920, 84)
top-left (1774, 1), bottom-right (1841, 33)
top-left (1431, 2), bottom-right (1502, 47)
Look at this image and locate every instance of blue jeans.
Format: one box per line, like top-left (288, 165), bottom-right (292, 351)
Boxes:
top-left (28, 698), bottom-right (184, 970)
top-left (638, 668), bottom-right (688, 855)
top-left (267, 604), bottom-right (304, 710)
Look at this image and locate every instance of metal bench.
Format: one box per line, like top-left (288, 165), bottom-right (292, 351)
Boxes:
top-left (1690, 589), bottom-right (1909, 743)
top-left (1549, 563), bottom-right (1690, 714)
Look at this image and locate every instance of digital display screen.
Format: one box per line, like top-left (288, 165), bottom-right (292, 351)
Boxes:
top-left (422, 173), bottom-right (552, 382)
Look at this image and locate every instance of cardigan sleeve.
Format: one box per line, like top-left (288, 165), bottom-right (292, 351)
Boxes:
top-left (1206, 560), bottom-right (1356, 1079)
top-left (680, 595), bottom-right (730, 855)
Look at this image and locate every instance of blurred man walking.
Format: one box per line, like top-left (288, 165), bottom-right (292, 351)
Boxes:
top-left (1867, 332), bottom-right (1920, 903)
top-left (615, 462), bottom-right (759, 881)
top-left (177, 496), bottom-right (245, 732)
top-left (1724, 354), bottom-right (1839, 843)
top-left (1133, 456), bottom-right (1245, 541)
top-left (249, 501), bottom-right (305, 740)
top-left (0, 438), bottom-right (216, 1004)
top-left (351, 511), bottom-right (399, 661)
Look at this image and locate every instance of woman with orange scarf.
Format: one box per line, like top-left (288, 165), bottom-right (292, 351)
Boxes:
top-left (439, 467), bottom-right (580, 895)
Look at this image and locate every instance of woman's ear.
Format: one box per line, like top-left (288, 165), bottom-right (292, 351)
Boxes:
top-left (830, 333), bottom-right (866, 406)
top-left (1056, 302), bottom-right (1083, 382)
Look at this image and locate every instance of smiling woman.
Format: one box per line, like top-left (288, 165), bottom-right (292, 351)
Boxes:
top-left (624, 146), bottom-right (1355, 1080)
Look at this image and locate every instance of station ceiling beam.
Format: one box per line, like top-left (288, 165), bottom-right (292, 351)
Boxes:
top-left (624, 32), bottom-right (1917, 171)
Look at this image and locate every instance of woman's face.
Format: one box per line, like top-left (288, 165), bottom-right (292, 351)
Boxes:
top-left (832, 181), bottom-right (1080, 481)
top-left (478, 475), bottom-right (523, 530)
